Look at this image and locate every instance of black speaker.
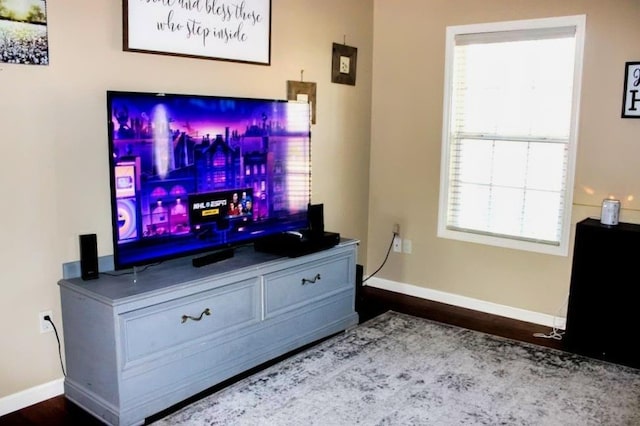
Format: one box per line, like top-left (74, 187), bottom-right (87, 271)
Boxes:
top-left (79, 234), bottom-right (99, 280)
top-left (308, 203), bottom-right (324, 238)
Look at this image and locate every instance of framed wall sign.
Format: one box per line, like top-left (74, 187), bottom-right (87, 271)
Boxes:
top-left (331, 43), bottom-right (357, 86)
top-left (123, 0), bottom-right (271, 65)
top-left (622, 61), bottom-right (640, 118)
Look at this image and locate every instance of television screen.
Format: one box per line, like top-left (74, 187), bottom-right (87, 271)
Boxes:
top-left (107, 90), bottom-right (311, 269)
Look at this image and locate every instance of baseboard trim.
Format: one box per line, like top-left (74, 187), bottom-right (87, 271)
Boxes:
top-left (365, 277), bottom-right (566, 330)
top-left (0, 378), bottom-right (64, 417)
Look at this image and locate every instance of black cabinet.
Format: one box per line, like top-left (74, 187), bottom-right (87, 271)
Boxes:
top-left (565, 218), bottom-right (640, 369)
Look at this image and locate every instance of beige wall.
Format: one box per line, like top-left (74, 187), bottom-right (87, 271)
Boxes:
top-left (5, 0), bottom-right (640, 407)
top-left (0, 0), bottom-right (373, 398)
top-left (369, 0), bottom-right (640, 316)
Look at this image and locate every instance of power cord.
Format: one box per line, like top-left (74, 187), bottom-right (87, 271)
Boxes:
top-left (363, 231), bottom-right (397, 283)
top-left (533, 328), bottom-right (564, 341)
top-left (533, 294), bottom-right (569, 341)
top-left (101, 261), bottom-right (163, 277)
top-left (44, 315), bottom-right (66, 377)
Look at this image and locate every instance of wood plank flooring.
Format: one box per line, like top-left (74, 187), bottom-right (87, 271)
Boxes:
top-left (0, 285), bottom-right (566, 425)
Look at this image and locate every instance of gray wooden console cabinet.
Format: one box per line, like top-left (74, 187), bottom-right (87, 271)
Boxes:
top-left (58, 240), bottom-right (359, 426)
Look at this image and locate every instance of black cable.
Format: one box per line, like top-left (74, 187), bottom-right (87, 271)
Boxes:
top-left (101, 261), bottom-right (163, 277)
top-left (363, 232), bottom-right (397, 283)
top-left (101, 243), bottom-right (256, 278)
top-left (45, 316), bottom-right (66, 377)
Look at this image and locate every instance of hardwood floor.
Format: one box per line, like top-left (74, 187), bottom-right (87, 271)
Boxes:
top-left (0, 285), bottom-right (566, 425)
top-left (356, 285), bottom-right (565, 351)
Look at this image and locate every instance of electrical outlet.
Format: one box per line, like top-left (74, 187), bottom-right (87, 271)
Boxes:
top-left (393, 223), bottom-right (400, 235)
top-left (402, 239), bottom-right (412, 254)
top-left (393, 235), bottom-right (402, 253)
top-left (39, 311), bottom-right (53, 334)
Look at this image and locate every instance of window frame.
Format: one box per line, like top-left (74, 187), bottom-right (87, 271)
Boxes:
top-left (437, 15), bottom-right (586, 256)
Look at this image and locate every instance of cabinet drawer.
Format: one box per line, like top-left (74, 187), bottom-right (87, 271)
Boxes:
top-left (120, 279), bottom-right (260, 364)
top-left (264, 254), bottom-right (352, 317)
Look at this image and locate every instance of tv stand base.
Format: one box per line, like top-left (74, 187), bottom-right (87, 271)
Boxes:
top-left (192, 247), bottom-right (234, 267)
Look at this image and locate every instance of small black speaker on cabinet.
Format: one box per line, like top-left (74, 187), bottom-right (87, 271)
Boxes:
top-left (79, 234), bottom-right (99, 280)
top-left (308, 203), bottom-right (324, 239)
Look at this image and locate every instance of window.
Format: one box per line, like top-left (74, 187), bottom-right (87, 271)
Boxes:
top-left (438, 15), bottom-right (585, 256)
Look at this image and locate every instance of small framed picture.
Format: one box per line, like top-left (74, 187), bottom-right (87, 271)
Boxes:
top-left (331, 43), bottom-right (357, 86)
top-left (0, 0), bottom-right (49, 65)
top-left (287, 81), bottom-right (317, 124)
top-left (621, 61), bottom-right (640, 118)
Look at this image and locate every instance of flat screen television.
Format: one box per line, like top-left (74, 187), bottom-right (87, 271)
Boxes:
top-left (106, 90), bottom-right (311, 269)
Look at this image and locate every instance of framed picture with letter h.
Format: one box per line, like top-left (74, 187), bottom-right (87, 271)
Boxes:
top-left (622, 61), bottom-right (640, 118)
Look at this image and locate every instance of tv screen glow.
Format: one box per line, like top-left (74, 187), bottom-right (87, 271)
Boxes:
top-left (107, 90), bottom-right (311, 269)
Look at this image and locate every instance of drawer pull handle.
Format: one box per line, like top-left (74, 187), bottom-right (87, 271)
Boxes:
top-left (181, 308), bottom-right (211, 323)
top-left (301, 273), bottom-right (321, 285)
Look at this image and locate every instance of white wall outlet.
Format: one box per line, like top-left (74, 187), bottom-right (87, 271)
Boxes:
top-left (402, 239), bottom-right (412, 254)
top-left (393, 235), bottom-right (402, 253)
top-left (39, 310), bottom-right (53, 334)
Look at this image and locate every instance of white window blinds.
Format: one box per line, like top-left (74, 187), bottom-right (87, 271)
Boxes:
top-left (439, 16), bottom-right (585, 255)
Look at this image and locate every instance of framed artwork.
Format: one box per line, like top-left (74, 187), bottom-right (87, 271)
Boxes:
top-left (0, 0), bottom-right (49, 66)
top-left (331, 43), bottom-right (357, 86)
top-left (123, 0), bottom-right (271, 65)
top-left (287, 80), bottom-right (317, 124)
top-left (622, 61), bottom-right (640, 118)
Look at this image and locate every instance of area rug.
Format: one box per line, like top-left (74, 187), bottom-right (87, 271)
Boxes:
top-left (153, 311), bottom-right (640, 425)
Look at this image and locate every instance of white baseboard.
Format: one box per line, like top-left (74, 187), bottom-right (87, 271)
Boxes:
top-left (0, 378), bottom-right (64, 417)
top-left (365, 277), bottom-right (566, 330)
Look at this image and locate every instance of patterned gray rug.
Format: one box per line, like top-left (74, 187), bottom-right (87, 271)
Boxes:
top-left (153, 311), bottom-right (640, 425)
